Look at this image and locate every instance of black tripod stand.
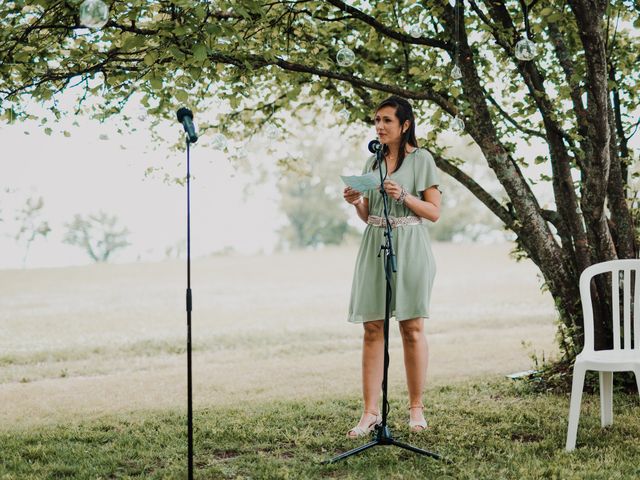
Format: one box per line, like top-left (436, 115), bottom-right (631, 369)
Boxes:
top-left (185, 136), bottom-right (195, 480)
top-left (176, 107), bottom-right (198, 480)
top-left (326, 142), bottom-right (442, 464)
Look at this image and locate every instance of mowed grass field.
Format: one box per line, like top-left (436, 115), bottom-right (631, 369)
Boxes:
top-left (0, 243), bottom-right (558, 430)
top-left (2, 243), bottom-right (640, 479)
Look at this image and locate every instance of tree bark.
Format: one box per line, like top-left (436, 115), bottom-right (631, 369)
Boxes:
top-left (570, 0), bottom-right (617, 266)
top-left (445, 2), bottom-right (584, 333)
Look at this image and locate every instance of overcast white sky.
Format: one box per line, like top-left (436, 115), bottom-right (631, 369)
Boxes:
top-left (1, 90), bottom-right (637, 271)
top-left (0, 106), bottom-right (287, 269)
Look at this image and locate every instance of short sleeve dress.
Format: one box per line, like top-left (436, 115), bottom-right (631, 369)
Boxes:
top-left (348, 148), bottom-right (440, 323)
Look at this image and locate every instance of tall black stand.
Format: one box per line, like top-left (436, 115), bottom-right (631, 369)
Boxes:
top-left (326, 146), bottom-right (442, 464)
top-left (185, 138), bottom-right (194, 480)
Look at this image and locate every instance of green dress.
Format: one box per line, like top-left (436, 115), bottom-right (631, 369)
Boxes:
top-left (348, 148), bottom-right (440, 323)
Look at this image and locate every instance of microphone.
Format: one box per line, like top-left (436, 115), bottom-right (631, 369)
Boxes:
top-left (368, 139), bottom-right (383, 153)
top-left (176, 107), bottom-right (198, 143)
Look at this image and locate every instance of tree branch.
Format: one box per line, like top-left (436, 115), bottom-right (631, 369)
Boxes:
top-left (483, 89), bottom-right (546, 139)
top-left (546, 20), bottom-right (590, 165)
top-left (324, 0), bottom-right (451, 50)
top-left (569, 0), bottom-right (617, 263)
top-left (431, 152), bottom-right (516, 231)
top-left (213, 51), bottom-right (456, 111)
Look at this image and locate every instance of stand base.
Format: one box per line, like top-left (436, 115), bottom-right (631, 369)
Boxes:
top-left (324, 425), bottom-right (444, 464)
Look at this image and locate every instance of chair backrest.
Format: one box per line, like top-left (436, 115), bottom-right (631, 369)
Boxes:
top-left (580, 259), bottom-right (640, 353)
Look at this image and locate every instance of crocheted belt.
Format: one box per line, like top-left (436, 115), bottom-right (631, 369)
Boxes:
top-left (367, 215), bottom-right (424, 229)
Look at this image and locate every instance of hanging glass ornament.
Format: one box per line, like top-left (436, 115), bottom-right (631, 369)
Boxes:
top-left (451, 64), bottom-right (462, 80)
top-left (338, 108), bottom-right (350, 121)
top-left (264, 122), bottom-right (280, 140)
top-left (336, 47), bottom-right (356, 67)
top-left (79, 0), bottom-right (109, 29)
top-left (451, 115), bottom-right (465, 132)
top-left (515, 38), bottom-right (537, 61)
top-left (212, 133), bottom-right (228, 151)
top-left (407, 24), bottom-right (422, 38)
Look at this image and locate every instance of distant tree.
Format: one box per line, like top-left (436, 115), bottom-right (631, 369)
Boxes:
top-left (63, 211), bottom-right (130, 262)
top-left (164, 238), bottom-right (186, 259)
top-left (430, 184), bottom-right (507, 243)
top-left (279, 174), bottom-right (359, 249)
top-left (430, 145), bottom-right (507, 243)
top-left (14, 196), bottom-right (51, 268)
top-left (277, 138), bottom-right (361, 250)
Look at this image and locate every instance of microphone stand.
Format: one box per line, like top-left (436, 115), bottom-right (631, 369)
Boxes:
top-left (185, 136), bottom-right (194, 480)
top-left (326, 145), bottom-right (442, 464)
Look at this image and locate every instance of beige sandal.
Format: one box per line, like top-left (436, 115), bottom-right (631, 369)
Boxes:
top-left (409, 404), bottom-right (428, 432)
top-left (347, 411), bottom-right (382, 439)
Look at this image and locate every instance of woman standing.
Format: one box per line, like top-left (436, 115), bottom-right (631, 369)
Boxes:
top-left (343, 96), bottom-right (441, 438)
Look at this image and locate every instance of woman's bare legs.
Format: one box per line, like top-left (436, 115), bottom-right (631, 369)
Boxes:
top-left (348, 320), bottom-right (385, 436)
top-left (399, 318), bottom-right (428, 427)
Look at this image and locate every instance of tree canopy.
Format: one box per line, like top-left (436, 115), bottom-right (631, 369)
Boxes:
top-left (2, 0), bottom-right (640, 375)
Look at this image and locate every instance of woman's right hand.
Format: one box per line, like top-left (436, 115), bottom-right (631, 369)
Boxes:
top-left (343, 186), bottom-right (363, 205)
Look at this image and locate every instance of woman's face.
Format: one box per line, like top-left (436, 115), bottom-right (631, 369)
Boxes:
top-left (374, 105), bottom-right (407, 145)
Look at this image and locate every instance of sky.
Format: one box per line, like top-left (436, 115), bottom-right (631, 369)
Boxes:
top-left (1, 81), bottom-right (637, 270)
top-left (3, 96), bottom-right (637, 270)
top-left (0, 108), bottom-right (286, 270)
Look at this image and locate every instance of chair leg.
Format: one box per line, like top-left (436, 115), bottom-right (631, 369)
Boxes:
top-left (599, 371), bottom-right (614, 427)
top-left (566, 365), bottom-right (586, 452)
top-left (634, 368), bottom-right (640, 399)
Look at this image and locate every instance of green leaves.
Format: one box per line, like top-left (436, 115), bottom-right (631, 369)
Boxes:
top-left (174, 89), bottom-right (189, 102)
top-left (0, 0), bottom-right (638, 167)
top-left (193, 44), bottom-right (208, 62)
top-left (143, 52), bottom-right (156, 66)
top-left (149, 77), bottom-right (163, 91)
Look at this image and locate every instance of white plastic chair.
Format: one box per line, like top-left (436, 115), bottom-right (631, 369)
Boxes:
top-left (566, 260), bottom-right (640, 451)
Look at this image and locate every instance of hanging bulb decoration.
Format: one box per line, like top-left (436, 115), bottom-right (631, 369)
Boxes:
top-left (515, 38), bottom-right (537, 61)
top-left (515, 0), bottom-right (537, 61)
top-left (450, 0), bottom-right (464, 81)
top-left (407, 24), bottom-right (422, 38)
top-left (338, 108), bottom-right (350, 122)
top-left (79, 0), bottom-right (109, 29)
top-left (451, 63), bottom-right (462, 80)
top-left (212, 133), bottom-right (228, 151)
top-left (450, 115), bottom-right (465, 132)
top-left (336, 47), bottom-right (356, 67)
top-left (264, 122), bottom-right (280, 140)
top-left (403, 2), bottom-right (425, 39)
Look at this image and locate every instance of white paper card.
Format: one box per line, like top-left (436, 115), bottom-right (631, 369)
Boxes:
top-left (340, 172), bottom-right (381, 193)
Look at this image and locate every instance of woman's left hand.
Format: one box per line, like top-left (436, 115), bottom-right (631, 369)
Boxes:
top-left (382, 179), bottom-right (404, 201)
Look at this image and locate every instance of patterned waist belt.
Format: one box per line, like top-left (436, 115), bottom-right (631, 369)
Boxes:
top-left (367, 215), bottom-right (424, 229)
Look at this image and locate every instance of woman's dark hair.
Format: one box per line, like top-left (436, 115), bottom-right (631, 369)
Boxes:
top-left (372, 96), bottom-right (419, 171)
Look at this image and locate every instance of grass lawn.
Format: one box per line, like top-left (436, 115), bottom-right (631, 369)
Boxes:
top-left (1, 381), bottom-right (639, 479)
top-left (2, 244), bottom-right (638, 478)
